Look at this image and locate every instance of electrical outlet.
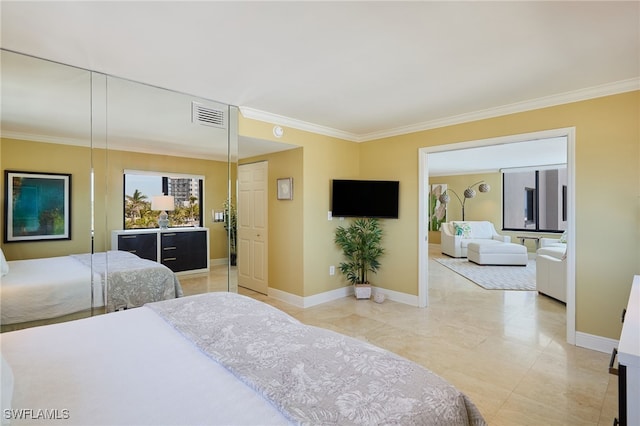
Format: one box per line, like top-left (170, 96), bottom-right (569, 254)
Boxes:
top-left (329, 265), bottom-right (335, 276)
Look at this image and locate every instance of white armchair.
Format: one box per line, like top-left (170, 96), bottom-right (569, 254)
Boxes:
top-left (540, 237), bottom-right (566, 249)
top-left (536, 235), bottom-right (567, 303)
top-left (440, 221), bottom-right (510, 258)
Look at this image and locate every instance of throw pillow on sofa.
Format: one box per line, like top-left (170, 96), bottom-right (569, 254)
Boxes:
top-left (559, 230), bottom-right (568, 243)
top-left (453, 222), bottom-right (472, 238)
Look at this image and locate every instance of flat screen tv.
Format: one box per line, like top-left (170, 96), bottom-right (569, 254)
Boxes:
top-left (331, 179), bottom-right (399, 219)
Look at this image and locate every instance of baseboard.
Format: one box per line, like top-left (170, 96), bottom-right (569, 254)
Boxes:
top-left (575, 331), bottom-right (619, 354)
top-left (210, 258), bottom-right (227, 266)
top-left (371, 287), bottom-right (420, 306)
top-left (267, 287), bottom-right (306, 308)
top-left (267, 286), bottom-right (419, 308)
top-left (268, 286), bottom-right (353, 308)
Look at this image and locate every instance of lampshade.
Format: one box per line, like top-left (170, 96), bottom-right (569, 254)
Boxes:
top-left (463, 188), bottom-right (476, 199)
top-left (151, 195), bottom-right (175, 211)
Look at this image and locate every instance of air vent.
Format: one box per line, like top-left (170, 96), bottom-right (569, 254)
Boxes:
top-left (192, 102), bottom-right (226, 128)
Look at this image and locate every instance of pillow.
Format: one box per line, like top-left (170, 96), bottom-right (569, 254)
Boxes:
top-left (453, 222), bottom-right (472, 238)
top-left (559, 230), bottom-right (568, 243)
top-left (0, 249), bottom-right (8, 277)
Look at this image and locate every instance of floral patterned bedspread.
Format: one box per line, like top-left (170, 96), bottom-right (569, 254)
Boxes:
top-left (148, 292), bottom-right (486, 426)
top-left (72, 251), bottom-right (182, 312)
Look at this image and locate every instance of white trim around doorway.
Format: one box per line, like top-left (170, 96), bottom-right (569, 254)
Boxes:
top-left (418, 127), bottom-right (576, 345)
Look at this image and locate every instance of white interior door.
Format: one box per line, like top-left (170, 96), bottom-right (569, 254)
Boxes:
top-left (237, 161), bottom-right (268, 294)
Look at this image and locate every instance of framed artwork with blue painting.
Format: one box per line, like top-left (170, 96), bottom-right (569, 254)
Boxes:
top-left (4, 171), bottom-right (71, 242)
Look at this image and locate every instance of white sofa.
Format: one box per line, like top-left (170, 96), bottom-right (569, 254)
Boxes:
top-left (536, 236), bottom-right (567, 303)
top-left (440, 221), bottom-right (511, 258)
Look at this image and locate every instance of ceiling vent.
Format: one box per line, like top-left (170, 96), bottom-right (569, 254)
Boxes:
top-left (192, 102), bottom-right (226, 128)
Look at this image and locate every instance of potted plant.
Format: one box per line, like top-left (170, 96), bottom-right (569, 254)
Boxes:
top-left (223, 199), bottom-right (237, 266)
top-left (334, 218), bottom-right (384, 299)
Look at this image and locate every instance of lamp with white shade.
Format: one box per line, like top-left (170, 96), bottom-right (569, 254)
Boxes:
top-left (151, 195), bottom-right (175, 229)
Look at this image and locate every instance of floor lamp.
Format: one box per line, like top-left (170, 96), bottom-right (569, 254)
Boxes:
top-left (438, 181), bottom-right (490, 221)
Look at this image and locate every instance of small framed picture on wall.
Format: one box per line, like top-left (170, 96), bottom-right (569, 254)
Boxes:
top-left (277, 177), bottom-right (293, 200)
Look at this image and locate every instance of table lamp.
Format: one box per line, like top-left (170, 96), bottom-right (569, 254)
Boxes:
top-left (151, 195), bottom-right (175, 229)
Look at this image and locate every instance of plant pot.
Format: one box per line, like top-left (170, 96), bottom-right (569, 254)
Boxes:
top-left (354, 283), bottom-right (372, 300)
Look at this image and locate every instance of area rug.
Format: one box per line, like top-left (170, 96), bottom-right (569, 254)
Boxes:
top-left (434, 257), bottom-right (536, 291)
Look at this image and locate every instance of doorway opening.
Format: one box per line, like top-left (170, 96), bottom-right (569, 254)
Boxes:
top-left (418, 127), bottom-right (576, 344)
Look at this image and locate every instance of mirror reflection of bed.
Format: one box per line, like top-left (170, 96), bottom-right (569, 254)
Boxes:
top-left (0, 250), bottom-right (181, 332)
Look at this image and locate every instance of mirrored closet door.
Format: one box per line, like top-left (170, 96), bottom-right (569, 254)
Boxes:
top-left (99, 75), bottom-right (238, 299)
top-left (0, 50), bottom-right (94, 330)
top-left (1, 49), bottom-right (236, 332)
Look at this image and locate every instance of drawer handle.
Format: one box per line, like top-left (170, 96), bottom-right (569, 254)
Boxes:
top-left (608, 348), bottom-right (618, 375)
top-left (163, 257), bottom-right (177, 262)
top-left (163, 233), bottom-right (177, 237)
top-left (163, 246), bottom-right (177, 251)
top-left (121, 235), bottom-right (137, 239)
top-left (128, 250), bottom-right (137, 254)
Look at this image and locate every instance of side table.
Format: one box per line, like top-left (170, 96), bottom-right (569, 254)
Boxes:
top-left (516, 235), bottom-right (541, 250)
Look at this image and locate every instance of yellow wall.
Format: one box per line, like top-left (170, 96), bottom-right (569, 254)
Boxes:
top-left (1, 138), bottom-right (92, 260)
top-left (1, 138), bottom-right (229, 261)
top-left (428, 173), bottom-right (503, 244)
top-left (238, 117), bottom-right (360, 297)
top-left (241, 148), bottom-right (304, 295)
top-left (429, 172), bottom-right (568, 251)
top-left (359, 91), bottom-right (639, 340)
top-left (240, 91), bottom-right (638, 340)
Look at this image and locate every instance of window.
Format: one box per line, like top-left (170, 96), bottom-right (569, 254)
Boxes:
top-left (503, 168), bottom-right (567, 232)
top-left (123, 171), bottom-right (203, 229)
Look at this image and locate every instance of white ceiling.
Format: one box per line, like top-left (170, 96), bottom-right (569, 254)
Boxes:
top-left (428, 137), bottom-right (567, 176)
top-left (1, 1), bottom-right (638, 170)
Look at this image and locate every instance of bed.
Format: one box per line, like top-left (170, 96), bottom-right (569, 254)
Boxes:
top-left (0, 292), bottom-right (486, 425)
top-left (0, 250), bottom-right (182, 327)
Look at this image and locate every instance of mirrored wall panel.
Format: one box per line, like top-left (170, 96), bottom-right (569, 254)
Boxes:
top-left (1, 50), bottom-right (94, 331)
top-left (101, 75), bottom-right (236, 298)
top-left (1, 49), bottom-right (236, 332)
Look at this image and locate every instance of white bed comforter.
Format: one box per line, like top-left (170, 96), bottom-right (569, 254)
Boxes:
top-left (0, 256), bottom-right (103, 325)
top-left (0, 301), bottom-right (290, 426)
top-left (1, 292), bottom-right (486, 425)
top-left (149, 293), bottom-right (487, 425)
top-left (71, 251), bottom-right (182, 312)
top-left (1, 251), bottom-right (182, 325)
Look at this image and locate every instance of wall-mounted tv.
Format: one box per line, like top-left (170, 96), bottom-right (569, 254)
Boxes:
top-left (331, 179), bottom-right (399, 219)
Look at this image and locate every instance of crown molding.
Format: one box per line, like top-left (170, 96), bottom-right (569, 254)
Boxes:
top-left (240, 78), bottom-right (639, 143)
top-left (238, 107), bottom-right (360, 142)
top-left (2, 131), bottom-right (227, 161)
top-left (1, 131), bottom-right (91, 147)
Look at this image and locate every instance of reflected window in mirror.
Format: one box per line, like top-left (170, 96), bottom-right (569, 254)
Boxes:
top-left (124, 170), bottom-right (204, 229)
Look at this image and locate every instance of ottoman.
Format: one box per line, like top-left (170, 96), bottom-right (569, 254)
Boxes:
top-left (467, 242), bottom-right (528, 266)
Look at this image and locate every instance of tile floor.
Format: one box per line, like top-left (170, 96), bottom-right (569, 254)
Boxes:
top-left (180, 245), bottom-right (619, 426)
